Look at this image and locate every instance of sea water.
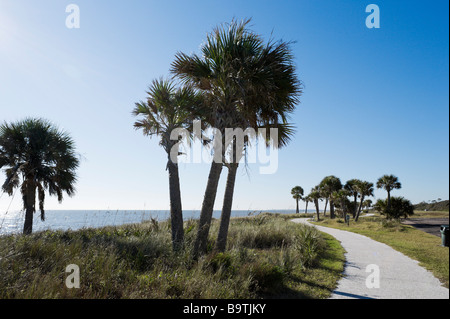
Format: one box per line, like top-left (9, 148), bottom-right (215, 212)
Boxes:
top-left (0, 209), bottom-right (308, 236)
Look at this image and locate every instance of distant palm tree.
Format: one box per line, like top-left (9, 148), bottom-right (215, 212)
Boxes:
top-left (0, 118), bottom-right (79, 235)
top-left (172, 18), bottom-right (301, 255)
top-left (309, 187), bottom-right (322, 221)
top-left (291, 186), bottom-right (304, 214)
top-left (319, 176), bottom-right (342, 219)
top-left (304, 194), bottom-right (313, 214)
top-left (344, 179), bottom-right (362, 218)
top-left (133, 79), bottom-right (202, 251)
top-left (354, 181), bottom-right (374, 221)
top-left (376, 174), bottom-right (401, 212)
top-left (331, 189), bottom-right (350, 218)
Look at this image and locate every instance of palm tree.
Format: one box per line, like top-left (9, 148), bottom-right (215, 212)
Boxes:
top-left (304, 194), bottom-right (313, 214)
top-left (344, 179), bottom-right (362, 218)
top-left (0, 118), bottom-right (79, 235)
top-left (291, 186), bottom-right (304, 214)
top-left (133, 79), bottom-right (202, 251)
top-left (354, 181), bottom-right (374, 221)
top-left (319, 176), bottom-right (342, 219)
top-left (331, 189), bottom-right (350, 218)
top-left (376, 174), bottom-right (401, 212)
top-left (172, 19), bottom-right (301, 255)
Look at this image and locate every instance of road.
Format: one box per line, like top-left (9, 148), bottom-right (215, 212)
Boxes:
top-left (291, 218), bottom-right (449, 299)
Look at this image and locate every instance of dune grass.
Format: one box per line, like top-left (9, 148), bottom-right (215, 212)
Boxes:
top-left (0, 213), bottom-right (344, 299)
top-left (313, 212), bottom-right (449, 288)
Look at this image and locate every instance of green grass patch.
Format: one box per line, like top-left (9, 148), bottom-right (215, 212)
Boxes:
top-left (0, 213), bottom-right (344, 299)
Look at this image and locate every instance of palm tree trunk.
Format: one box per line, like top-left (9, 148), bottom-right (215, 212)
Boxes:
top-left (215, 163), bottom-right (238, 252)
top-left (167, 158), bottom-right (184, 251)
top-left (355, 195), bottom-right (365, 222)
top-left (323, 198), bottom-right (328, 217)
top-left (23, 180), bottom-right (36, 235)
top-left (305, 201), bottom-right (308, 214)
top-left (353, 194), bottom-right (358, 218)
top-left (314, 199), bottom-right (320, 221)
top-left (193, 161), bottom-right (223, 258)
top-left (330, 199), bottom-right (335, 219)
top-left (296, 198), bottom-right (299, 214)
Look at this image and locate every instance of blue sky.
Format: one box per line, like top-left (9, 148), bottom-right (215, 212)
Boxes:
top-left (0, 0), bottom-right (448, 212)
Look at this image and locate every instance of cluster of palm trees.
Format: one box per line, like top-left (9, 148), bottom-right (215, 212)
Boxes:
top-left (0, 19), bottom-right (302, 254)
top-left (292, 174), bottom-right (406, 222)
top-left (133, 19), bottom-right (302, 257)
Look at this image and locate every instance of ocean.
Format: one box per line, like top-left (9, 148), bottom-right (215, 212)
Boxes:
top-left (0, 209), bottom-right (311, 236)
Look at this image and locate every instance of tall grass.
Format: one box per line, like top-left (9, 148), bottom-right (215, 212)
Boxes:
top-left (0, 213), bottom-right (343, 299)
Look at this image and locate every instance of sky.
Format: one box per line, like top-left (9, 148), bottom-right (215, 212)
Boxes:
top-left (0, 0), bottom-right (448, 212)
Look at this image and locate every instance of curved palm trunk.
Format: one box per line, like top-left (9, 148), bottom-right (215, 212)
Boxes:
top-left (314, 199), bottom-right (320, 221)
top-left (304, 201), bottom-right (309, 214)
top-left (355, 195), bottom-right (365, 222)
top-left (323, 198), bottom-right (328, 217)
top-left (22, 179), bottom-right (36, 235)
top-left (193, 161), bottom-right (223, 258)
top-left (167, 158), bottom-right (184, 251)
top-left (215, 163), bottom-right (238, 252)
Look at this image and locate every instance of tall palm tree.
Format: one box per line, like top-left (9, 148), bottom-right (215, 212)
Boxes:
top-left (0, 118), bottom-right (79, 235)
top-left (291, 186), bottom-right (304, 214)
top-left (133, 79), bottom-right (202, 251)
top-left (354, 180), bottom-right (374, 221)
top-left (172, 19), bottom-right (301, 255)
top-left (376, 174), bottom-right (401, 212)
top-left (319, 176), bottom-right (342, 219)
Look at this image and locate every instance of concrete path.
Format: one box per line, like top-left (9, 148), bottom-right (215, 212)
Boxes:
top-left (291, 218), bottom-right (449, 299)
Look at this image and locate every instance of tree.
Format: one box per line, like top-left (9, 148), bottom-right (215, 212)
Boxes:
top-left (309, 187), bottom-right (322, 221)
top-left (331, 189), bottom-right (350, 219)
top-left (304, 194), bottom-right (313, 214)
top-left (172, 18), bottom-right (301, 255)
top-left (344, 179), bottom-right (362, 218)
top-left (376, 174), bottom-right (401, 213)
top-left (133, 79), bottom-right (202, 251)
top-left (0, 118), bottom-right (79, 235)
top-left (373, 197), bottom-right (414, 220)
top-left (291, 186), bottom-right (304, 214)
top-left (354, 181), bottom-right (374, 221)
top-left (319, 176), bottom-right (342, 219)
top-left (362, 199), bottom-right (373, 210)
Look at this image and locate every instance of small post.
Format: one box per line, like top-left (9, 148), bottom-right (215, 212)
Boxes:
top-left (345, 214), bottom-right (350, 226)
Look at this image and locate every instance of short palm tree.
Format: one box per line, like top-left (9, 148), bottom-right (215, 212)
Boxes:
top-left (309, 187), bottom-right (322, 221)
top-left (344, 179), bottom-right (362, 218)
top-left (133, 78), bottom-right (202, 251)
top-left (291, 186), bottom-right (304, 214)
top-left (0, 118), bottom-right (79, 234)
top-left (376, 174), bottom-right (401, 212)
top-left (319, 176), bottom-right (342, 219)
top-left (354, 180), bottom-right (374, 221)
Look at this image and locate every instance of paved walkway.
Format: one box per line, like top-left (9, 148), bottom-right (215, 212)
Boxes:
top-left (291, 218), bottom-right (449, 299)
